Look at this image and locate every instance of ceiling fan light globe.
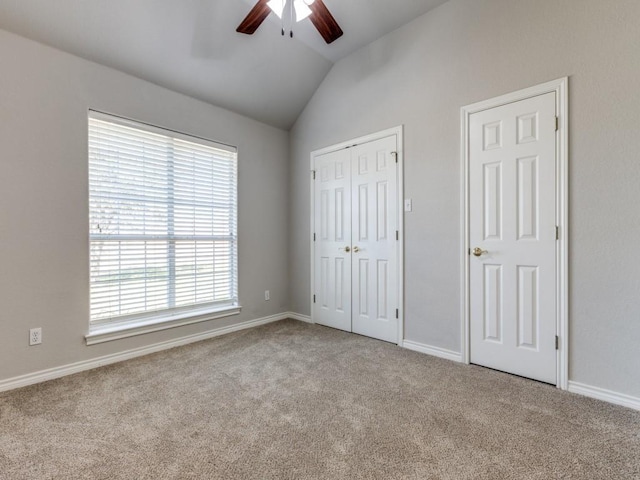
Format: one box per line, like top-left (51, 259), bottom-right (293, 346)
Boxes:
top-left (294, 0), bottom-right (312, 21)
top-left (267, 0), bottom-right (286, 18)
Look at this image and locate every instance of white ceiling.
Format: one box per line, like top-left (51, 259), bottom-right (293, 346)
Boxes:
top-left (0, 0), bottom-right (448, 129)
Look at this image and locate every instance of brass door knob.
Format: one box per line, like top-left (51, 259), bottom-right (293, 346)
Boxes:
top-left (339, 246), bottom-right (351, 253)
top-left (472, 247), bottom-right (488, 257)
top-left (353, 246), bottom-right (360, 253)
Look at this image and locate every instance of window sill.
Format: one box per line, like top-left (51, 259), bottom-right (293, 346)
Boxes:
top-left (85, 305), bottom-right (242, 345)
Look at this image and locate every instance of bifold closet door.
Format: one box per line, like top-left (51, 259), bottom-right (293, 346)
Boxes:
top-left (313, 134), bottom-right (399, 344)
top-left (350, 136), bottom-right (399, 343)
top-left (313, 147), bottom-right (352, 332)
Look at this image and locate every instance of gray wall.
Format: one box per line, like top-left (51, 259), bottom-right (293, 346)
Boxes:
top-left (0, 29), bottom-right (289, 382)
top-left (290, 0), bottom-right (640, 397)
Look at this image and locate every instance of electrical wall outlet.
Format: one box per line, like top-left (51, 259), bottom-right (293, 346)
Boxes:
top-left (264, 290), bottom-right (270, 301)
top-left (29, 328), bottom-right (42, 346)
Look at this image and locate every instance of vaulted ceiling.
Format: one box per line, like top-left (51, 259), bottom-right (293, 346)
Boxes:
top-left (0, 0), bottom-right (448, 129)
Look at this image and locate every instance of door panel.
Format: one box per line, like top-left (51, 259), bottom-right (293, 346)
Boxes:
top-left (313, 148), bottom-right (352, 332)
top-left (483, 264), bottom-right (502, 343)
top-left (351, 136), bottom-right (398, 343)
top-left (469, 92), bottom-right (557, 384)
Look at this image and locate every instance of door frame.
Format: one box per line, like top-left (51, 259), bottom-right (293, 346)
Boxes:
top-left (460, 78), bottom-right (569, 389)
top-left (310, 126), bottom-right (405, 346)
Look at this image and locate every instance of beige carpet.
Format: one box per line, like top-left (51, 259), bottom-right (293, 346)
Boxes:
top-left (0, 320), bottom-right (638, 479)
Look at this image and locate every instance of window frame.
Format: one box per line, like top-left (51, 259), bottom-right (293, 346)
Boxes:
top-left (86, 110), bottom-right (240, 345)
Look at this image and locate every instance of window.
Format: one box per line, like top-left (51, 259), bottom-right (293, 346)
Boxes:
top-left (88, 111), bottom-right (238, 337)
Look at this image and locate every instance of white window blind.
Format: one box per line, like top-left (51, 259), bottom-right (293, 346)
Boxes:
top-left (88, 112), bottom-right (238, 327)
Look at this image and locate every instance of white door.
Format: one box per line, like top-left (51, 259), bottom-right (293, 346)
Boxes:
top-left (313, 147), bottom-right (352, 332)
top-left (469, 92), bottom-right (557, 384)
top-left (313, 134), bottom-right (399, 343)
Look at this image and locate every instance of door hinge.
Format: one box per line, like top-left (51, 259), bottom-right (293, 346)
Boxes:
top-left (312, 170), bottom-right (316, 180)
top-left (556, 226), bottom-right (559, 240)
top-left (313, 295), bottom-right (316, 304)
top-left (395, 309), bottom-right (399, 319)
top-left (555, 335), bottom-right (559, 350)
top-left (396, 230), bottom-right (399, 241)
top-left (313, 233), bottom-right (316, 241)
top-left (555, 116), bottom-right (559, 131)
top-left (391, 151), bottom-right (398, 163)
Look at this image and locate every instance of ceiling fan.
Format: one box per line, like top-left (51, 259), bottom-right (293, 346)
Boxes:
top-left (237, 0), bottom-right (343, 44)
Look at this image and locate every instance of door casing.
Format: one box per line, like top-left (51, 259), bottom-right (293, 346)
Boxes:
top-left (461, 78), bottom-right (569, 389)
top-left (310, 126), bottom-right (405, 346)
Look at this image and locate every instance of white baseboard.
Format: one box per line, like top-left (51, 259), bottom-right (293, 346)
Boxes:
top-left (0, 313), bottom-right (289, 394)
top-left (568, 381), bottom-right (640, 412)
top-left (286, 312), bottom-right (313, 324)
top-left (15, 313), bottom-right (637, 414)
top-left (403, 340), bottom-right (463, 363)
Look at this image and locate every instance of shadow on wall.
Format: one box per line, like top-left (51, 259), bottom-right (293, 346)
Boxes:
top-left (344, 36), bottom-right (398, 84)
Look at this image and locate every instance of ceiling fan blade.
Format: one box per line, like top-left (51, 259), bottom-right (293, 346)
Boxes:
top-left (309, 0), bottom-right (343, 44)
top-left (237, 0), bottom-right (271, 35)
